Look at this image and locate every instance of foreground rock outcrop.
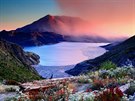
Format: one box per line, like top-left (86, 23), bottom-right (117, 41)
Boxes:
top-left (0, 39), bottom-right (41, 82)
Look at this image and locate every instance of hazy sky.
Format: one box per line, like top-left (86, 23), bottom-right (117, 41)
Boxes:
top-left (0, 0), bottom-right (135, 37)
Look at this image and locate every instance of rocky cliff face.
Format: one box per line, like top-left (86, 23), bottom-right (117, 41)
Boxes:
top-left (0, 39), bottom-right (41, 82)
top-left (66, 35), bottom-right (135, 76)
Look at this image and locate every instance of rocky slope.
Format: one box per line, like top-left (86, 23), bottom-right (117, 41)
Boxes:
top-left (66, 35), bottom-right (135, 76)
top-left (0, 39), bottom-right (41, 82)
top-left (0, 30), bottom-right (65, 47)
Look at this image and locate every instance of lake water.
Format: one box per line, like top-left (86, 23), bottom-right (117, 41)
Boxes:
top-left (24, 42), bottom-right (108, 66)
top-left (24, 42), bottom-right (109, 78)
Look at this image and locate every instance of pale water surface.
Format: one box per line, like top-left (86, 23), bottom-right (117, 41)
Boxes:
top-left (24, 42), bottom-right (109, 78)
top-left (24, 42), bottom-right (108, 66)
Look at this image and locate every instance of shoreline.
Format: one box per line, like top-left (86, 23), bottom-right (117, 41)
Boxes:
top-left (33, 65), bottom-right (75, 79)
top-left (28, 42), bottom-right (109, 78)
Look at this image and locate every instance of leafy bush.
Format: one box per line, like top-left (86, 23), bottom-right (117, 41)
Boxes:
top-left (100, 61), bottom-right (117, 70)
top-left (99, 71), bottom-right (109, 79)
top-left (91, 79), bottom-right (104, 90)
top-left (78, 76), bottom-right (92, 84)
top-left (78, 77), bottom-right (88, 83)
top-left (94, 87), bottom-right (124, 101)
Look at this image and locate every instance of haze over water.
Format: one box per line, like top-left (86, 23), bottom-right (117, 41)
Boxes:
top-left (24, 42), bottom-right (109, 78)
top-left (24, 42), bottom-right (108, 66)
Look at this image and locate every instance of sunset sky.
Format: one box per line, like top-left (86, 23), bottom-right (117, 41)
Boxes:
top-left (0, 0), bottom-right (135, 37)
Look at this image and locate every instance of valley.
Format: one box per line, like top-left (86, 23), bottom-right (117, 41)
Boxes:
top-left (24, 42), bottom-right (108, 78)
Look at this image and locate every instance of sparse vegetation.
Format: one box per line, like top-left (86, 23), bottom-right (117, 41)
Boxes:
top-left (3, 66), bottom-right (133, 101)
top-left (0, 60), bottom-right (41, 82)
top-left (5, 87), bottom-right (16, 92)
top-left (100, 61), bottom-right (117, 70)
top-left (4, 97), bottom-right (18, 101)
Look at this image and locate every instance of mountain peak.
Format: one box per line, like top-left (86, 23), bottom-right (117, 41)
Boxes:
top-left (45, 14), bottom-right (55, 20)
top-left (15, 14), bottom-right (88, 34)
top-left (46, 14), bottom-right (52, 17)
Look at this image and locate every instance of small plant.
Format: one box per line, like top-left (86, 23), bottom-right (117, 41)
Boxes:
top-left (4, 97), bottom-right (18, 101)
top-left (99, 71), bottom-right (109, 79)
top-left (100, 61), bottom-right (117, 70)
top-left (91, 79), bottom-right (104, 90)
top-left (125, 82), bottom-right (135, 96)
top-left (78, 77), bottom-right (87, 83)
top-left (94, 87), bottom-right (124, 101)
top-left (4, 80), bottom-right (19, 85)
top-left (5, 87), bottom-right (16, 92)
top-left (78, 76), bottom-right (91, 84)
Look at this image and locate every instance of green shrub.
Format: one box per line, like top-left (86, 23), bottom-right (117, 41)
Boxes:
top-left (100, 61), bottom-right (117, 70)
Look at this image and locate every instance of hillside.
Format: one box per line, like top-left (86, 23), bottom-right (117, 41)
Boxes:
top-left (0, 30), bottom-right (65, 47)
top-left (0, 39), bottom-right (41, 82)
top-left (66, 35), bottom-right (135, 75)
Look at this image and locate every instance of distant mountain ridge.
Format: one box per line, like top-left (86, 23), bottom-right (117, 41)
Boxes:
top-left (0, 15), bottom-right (117, 46)
top-left (0, 30), bottom-right (65, 46)
top-left (66, 35), bottom-right (135, 75)
top-left (16, 15), bottom-right (87, 34)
